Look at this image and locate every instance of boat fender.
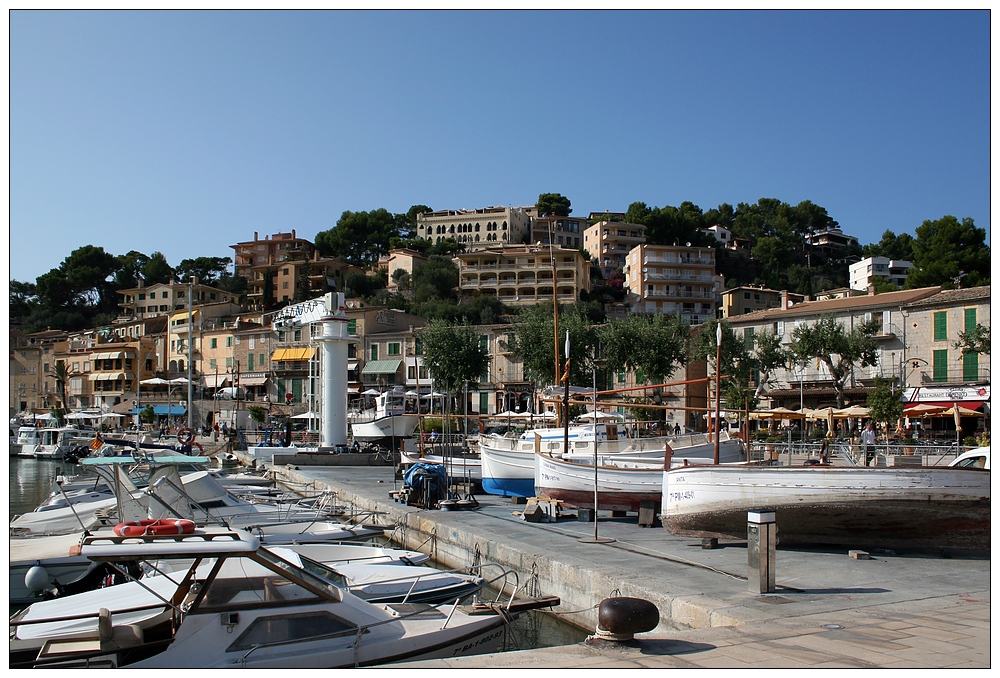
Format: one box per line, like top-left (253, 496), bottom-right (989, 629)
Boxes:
top-left (591, 597), bottom-right (660, 642)
top-left (25, 565), bottom-right (51, 593)
top-left (177, 428), bottom-right (195, 445)
top-left (113, 519), bottom-right (197, 538)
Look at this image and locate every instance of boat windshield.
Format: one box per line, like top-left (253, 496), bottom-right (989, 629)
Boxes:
top-left (195, 551), bottom-right (342, 612)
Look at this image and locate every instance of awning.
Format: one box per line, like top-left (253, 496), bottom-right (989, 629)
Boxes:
top-left (130, 405), bottom-right (187, 416)
top-left (348, 361), bottom-right (359, 370)
top-left (240, 376), bottom-right (269, 386)
top-left (362, 359), bottom-right (403, 375)
top-left (271, 347), bottom-right (316, 362)
top-left (91, 352), bottom-right (123, 361)
top-left (905, 401), bottom-right (984, 411)
top-left (203, 374), bottom-right (231, 389)
top-left (170, 309), bottom-right (200, 324)
top-left (89, 373), bottom-right (125, 381)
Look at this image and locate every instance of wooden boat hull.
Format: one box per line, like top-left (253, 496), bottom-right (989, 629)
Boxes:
top-left (661, 465), bottom-right (991, 550)
top-left (351, 414), bottom-right (419, 441)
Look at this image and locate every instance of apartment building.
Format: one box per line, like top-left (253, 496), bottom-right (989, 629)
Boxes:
top-left (849, 256), bottom-right (914, 291)
top-left (455, 245), bottom-right (591, 307)
top-left (378, 248), bottom-right (428, 291)
top-left (524, 209), bottom-right (589, 250)
top-left (725, 287), bottom-right (943, 409)
top-left (622, 243), bottom-right (719, 324)
top-left (118, 279), bottom-right (237, 321)
top-left (231, 230), bottom-right (357, 310)
top-left (583, 220), bottom-right (646, 279)
top-left (414, 206), bottom-right (532, 249)
top-left (720, 286), bottom-right (807, 318)
top-left (87, 337), bottom-right (158, 413)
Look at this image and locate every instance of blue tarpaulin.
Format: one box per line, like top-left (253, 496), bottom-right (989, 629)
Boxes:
top-left (130, 405), bottom-right (187, 416)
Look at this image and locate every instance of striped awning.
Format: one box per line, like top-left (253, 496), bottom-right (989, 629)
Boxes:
top-left (91, 351), bottom-right (124, 361)
top-left (271, 347), bottom-right (316, 362)
top-left (203, 374), bottom-right (231, 389)
top-left (89, 373), bottom-right (125, 381)
top-left (170, 309), bottom-right (200, 324)
top-left (241, 376), bottom-right (269, 386)
top-left (362, 359), bottom-right (403, 375)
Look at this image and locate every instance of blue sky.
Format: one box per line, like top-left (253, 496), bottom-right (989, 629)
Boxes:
top-left (10, 10), bottom-right (991, 284)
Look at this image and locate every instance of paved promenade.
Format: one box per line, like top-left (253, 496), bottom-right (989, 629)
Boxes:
top-left (265, 462), bottom-right (990, 669)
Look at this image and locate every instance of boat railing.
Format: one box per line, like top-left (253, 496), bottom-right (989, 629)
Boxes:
top-left (747, 439), bottom-right (973, 467)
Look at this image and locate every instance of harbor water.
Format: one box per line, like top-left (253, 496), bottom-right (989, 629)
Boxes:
top-left (8, 456), bottom-right (588, 651)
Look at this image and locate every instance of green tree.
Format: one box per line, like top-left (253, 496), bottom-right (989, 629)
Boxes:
top-left (411, 256), bottom-right (459, 304)
top-left (35, 245), bottom-right (120, 327)
top-left (906, 216), bottom-right (990, 289)
top-left (114, 251), bottom-right (150, 288)
top-left (247, 405), bottom-right (267, 427)
top-left (599, 313), bottom-right (689, 431)
top-left (393, 204), bottom-right (432, 241)
top-left (536, 193), bottom-right (572, 217)
top-left (175, 256), bottom-right (232, 285)
top-left (418, 320), bottom-right (491, 415)
top-left (789, 314), bottom-right (881, 408)
top-left (142, 252), bottom-right (174, 285)
top-left (316, 208), bottom-right (400, 267)
top-left (10, 280), bottom-right (38, 320)
top-left (140, 405), bottom-right (156, 425)
top-left (954, 324), bottom-right (990, 355)
top-left (866, 377), bottom-right (904, 445)
top-left (861, 229), bottom-right (915, 261)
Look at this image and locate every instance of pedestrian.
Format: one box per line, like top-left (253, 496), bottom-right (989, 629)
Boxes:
top-left (674, 423), bottom-right (681, 436)
top-left (818, 438), bottom-right (830, 465)
top-left (861, 422), bottom-right (877, 466)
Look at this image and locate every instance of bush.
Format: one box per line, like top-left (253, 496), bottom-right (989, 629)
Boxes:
top-left (963, 435), bottom-right (979, 447)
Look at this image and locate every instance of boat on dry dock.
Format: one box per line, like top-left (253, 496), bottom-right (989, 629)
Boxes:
top-left (660, 457), bottom-right (991, 550)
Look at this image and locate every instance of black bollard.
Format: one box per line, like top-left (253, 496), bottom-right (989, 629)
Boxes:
top-left (588, 597), bottom-right (659, 643)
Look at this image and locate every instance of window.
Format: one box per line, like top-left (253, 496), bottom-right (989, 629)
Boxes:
top-left (226, 337), bottom-right (233, 347)
top-left (963, 352), bottom-right (979, 382)
top-left (293, 330), bottom-right (302, 342)
top-left (259, 353), bottom-right (264, 367)
top-left (387, 343), bottom-right (401, 356)
top-left (211, 338), bottom-right (218, 349)
top-left (932, 349), bottom-right (948, 382)
top-left (209, 358), bottom-right (217, 370)
top-left (964, 308), bottom-right (977, 332)
top-left (248, 354), bottom-right (254, 371)
top-left (933, 311), bottom-right (947, 342)
top-left (226, 357), bottom-right (233, 369)
top-left (162, 291), bottom-right (168, 298)
top-left (370, 345), bottom-right (379, 361)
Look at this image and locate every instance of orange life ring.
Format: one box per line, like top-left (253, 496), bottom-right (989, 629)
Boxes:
top-left (113, 519), bottom-right (197, 538)
top-left (191, 441), bottom-right (205, 456)
top-left (177, 428), bottom-right (195, 445)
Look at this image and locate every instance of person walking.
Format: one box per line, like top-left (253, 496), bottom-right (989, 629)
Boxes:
top-left (861, 422), bottom-right (877, 466)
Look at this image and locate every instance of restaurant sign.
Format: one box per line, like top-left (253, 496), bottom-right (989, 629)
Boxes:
top-left (902, 385), bottom-right (990, 403)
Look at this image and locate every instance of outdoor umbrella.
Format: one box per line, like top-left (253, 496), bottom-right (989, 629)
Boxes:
top-left (835, 405), bottom-right (870, 418)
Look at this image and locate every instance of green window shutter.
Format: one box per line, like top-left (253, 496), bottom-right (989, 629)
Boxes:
top-left (248, 354), bottom-right (254, 371)
top-left (932, 349), bottom-right (948, 382)
top-left (933, 311), bottom-right (947, 342)
top-left (963, 351), bottom-right (979, 382)
top-left (479, 335), bottom-right (488, 352)
top-left (964, 308), bottom-right (977, 332)
top-left (370, 345), bottom-right (378, 361)
top-left (259, 353), bottom-right (264, 367)
top-left (347, 319), bottom-right (357, 335)
top-left (292, 378), bottom-right (303, 402)
top-left (744, 328), bottom-right (755, 351)
top-left (479, 393), bottom-right (490, 414)
top-left (414, 338), bottom-right (423, 355)
top-left (210, 338), bottom-right (217, 349)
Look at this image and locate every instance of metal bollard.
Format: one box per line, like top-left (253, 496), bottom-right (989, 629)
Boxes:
top-left (747, 509), bottom-right (776, 594)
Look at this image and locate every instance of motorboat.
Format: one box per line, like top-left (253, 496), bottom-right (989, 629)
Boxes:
top-left (10, 531), bottom-right (432, 610)
top-left (13, 425), bottom-right (42, 457)
top-left (660, 462), bottom-right (991, 550)
top-left (10, 526), bottom-right (526, 668)
top-left (32, 426), bottom-right (95, 461)
top-left (350, 387), bottom-right (444, 442)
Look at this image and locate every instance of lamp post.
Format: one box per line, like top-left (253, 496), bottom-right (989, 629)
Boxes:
top-left (579, 347), bottom-right (613, 544)
top-left (187, 276), bottom-right (196, 431)
top-left (713, 322), bottom-right (722, 465)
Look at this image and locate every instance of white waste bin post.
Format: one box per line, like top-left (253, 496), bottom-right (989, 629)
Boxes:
top-left (747, 510), bottom-right (776, 594)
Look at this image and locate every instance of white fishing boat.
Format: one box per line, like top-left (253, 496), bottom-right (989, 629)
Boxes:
top-left (534, 435), bottom-right (747, 512)
top-left (26, 426), bottom-right (92, 460)
top-left (480, 423), bottom-right (744, 498)
top-left (10, 526), bottom-right (527, 668)
top-left (660, 460), bottom-right (991, 550)
top-left (399, 439), bottom-right (482, 482)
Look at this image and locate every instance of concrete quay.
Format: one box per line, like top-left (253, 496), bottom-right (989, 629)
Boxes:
top-left (264, 461), bottom-right (990, 669)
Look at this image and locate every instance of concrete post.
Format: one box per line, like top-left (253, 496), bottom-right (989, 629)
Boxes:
top-left (315, 293), bottom-right (350, 449)
top-left (747, 509), bottom-right (776, 594)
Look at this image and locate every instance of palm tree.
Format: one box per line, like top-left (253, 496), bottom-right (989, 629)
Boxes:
top-left (51, 361), bottom-right (75, 414)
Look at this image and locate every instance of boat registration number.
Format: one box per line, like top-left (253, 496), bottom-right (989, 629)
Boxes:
top-left (453, 628), bottom-right (504, 655)
top-left (668, 490), bottom-right (694, 502)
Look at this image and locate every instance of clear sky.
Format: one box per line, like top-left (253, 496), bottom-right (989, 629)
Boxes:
top-left (9, 9), bottom-right (991, 284)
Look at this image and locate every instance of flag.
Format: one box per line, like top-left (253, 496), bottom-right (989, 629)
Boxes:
top-left (89, 433), bottom-right (104, 451)
top-left (560, 360), bottom-right (570, 384)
